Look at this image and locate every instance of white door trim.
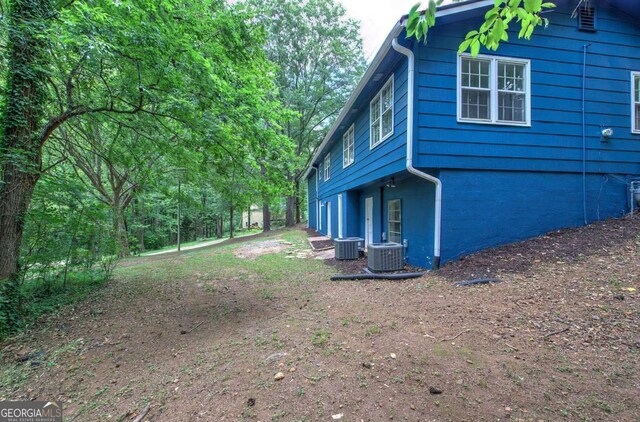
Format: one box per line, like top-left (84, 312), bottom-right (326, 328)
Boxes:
top-left (326, 201), bottom-right (332, 238)
top-left (338, 194), bottom-right (344, 239)
top-left (365, 197), bottom-right (373, 248)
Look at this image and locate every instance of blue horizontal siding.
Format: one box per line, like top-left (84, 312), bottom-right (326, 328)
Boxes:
top-left (316, 57), bottom-right (410, 200)
top-left (414, 1), bottom-right (640, 173)
top-left (306, 0), bottom-right (640, 269)
top-left (307, 170), bottom-right (318, 229)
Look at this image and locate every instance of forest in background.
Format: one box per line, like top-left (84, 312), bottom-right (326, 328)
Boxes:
top-left (0, 0), bottom-right (561, 336)
top-left (0, 0), bottom-right (365, 335)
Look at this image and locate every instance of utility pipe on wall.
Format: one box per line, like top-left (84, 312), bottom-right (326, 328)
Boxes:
top-left (392, 38), bottom-right (442, 269)
top-left (581, 44), bottom-right (591, 225)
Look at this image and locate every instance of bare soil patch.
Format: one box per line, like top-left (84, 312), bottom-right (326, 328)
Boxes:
top-left (1, 219), bottom-right (638, 421)
top-left (234, 240), bottom-right (288, 259)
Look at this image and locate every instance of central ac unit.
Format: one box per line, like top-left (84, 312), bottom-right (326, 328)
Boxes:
top-left (368, 243), bottom-right (403, 271)
top-left (334, 237), bottom-right (363, 260)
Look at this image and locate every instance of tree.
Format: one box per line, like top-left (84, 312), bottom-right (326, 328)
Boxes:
top-left (407, 0), bottom-right (558, 55)
top-left (246, 0), bottom-right (366, 226)
top-left (0, 0), bottom-right (293, 331)
top-left (53, 116), bottom-right (166, 256)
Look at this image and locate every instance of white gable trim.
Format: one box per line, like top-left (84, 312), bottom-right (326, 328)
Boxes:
top-left (302, 0), bottom-right (494, 180)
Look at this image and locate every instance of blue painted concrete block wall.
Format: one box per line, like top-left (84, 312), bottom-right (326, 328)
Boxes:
top-left (379, 176), bottom-right (436, 267)
top-left (346, 191), bottom-right (360, 237)
top-left (438, 169), bottom-right (632, 264)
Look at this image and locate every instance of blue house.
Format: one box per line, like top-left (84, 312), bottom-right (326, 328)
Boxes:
top-left (304, 0), bottom-right (640, 269)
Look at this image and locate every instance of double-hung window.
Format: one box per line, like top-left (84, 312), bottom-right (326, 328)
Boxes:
top-left (323, 153), bottom-right (330, 181)
top-left (458, 54), bottom-right (530, 126)
top-left (370, 76), bottom-right (394, 148)
top-left (633, 72), bottom-right (640, 134)
top-left (388, 199), bottom-right (401, 244)
top-left (343, 124), bottom-right (355, 167)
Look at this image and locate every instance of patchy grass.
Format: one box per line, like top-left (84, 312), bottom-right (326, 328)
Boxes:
top-left (0, 220), bottom-right (638, 421)
top-left (3, 270), bottom-right (108, 339)
top-left (311, 329), bottom-right (331, 347)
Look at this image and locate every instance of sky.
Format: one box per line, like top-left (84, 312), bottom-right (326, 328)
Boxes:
top-left (340, 0), bottom-right (457, 61)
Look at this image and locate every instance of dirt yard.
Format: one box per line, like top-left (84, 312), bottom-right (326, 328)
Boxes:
top-left (1, 218), bottom-right (638, 421)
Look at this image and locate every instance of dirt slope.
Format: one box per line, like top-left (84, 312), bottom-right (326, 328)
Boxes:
top-left (1, 218), bottom-right (638, 421)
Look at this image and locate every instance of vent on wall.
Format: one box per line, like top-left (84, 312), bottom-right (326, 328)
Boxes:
top-left (578, 4), bottom-right (596, 32)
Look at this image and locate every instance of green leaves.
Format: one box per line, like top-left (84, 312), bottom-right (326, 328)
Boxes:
top-left (405, 0), bottom-right (444, 43)
top-left (408, 0), bottom-right (556, 57)
top-left (455, 0), bottom-right (555, 56)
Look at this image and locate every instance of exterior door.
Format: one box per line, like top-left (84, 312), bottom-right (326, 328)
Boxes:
top-left (326, 201), bottom-right (332, 238)
top-left (365, 197), bottom-right (373, 247)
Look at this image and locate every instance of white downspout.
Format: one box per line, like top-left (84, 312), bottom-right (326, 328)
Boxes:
top-left (392, 38), bottom-right (442, 269)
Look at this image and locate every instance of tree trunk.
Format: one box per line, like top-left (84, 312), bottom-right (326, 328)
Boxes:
top-left (0, 168), bottom-right (39, 281)
top-left (216, 216), bottom-right (223, 238)
top-left (111, 204), bottom-right (130, 257)
top-left (194, 211), bottom-right (199, 240)
top-left (0, 0), bottom-right (51, 294)
top-left (294, 178), bottom-right (301, 224)
top-left (229, 206), bottom-right (234, 238)
top-left (136, 197), bottom-right (145, 253)
top-left (263, 202), bottom-right (271, 232)
top-left (285, 195), bottom-right (296, 227)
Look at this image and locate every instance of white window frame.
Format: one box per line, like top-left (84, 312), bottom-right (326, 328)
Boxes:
top-left (343, 124), bottom-right (355, 167)
top-left (323, 153), bottom-right (330, 181)
top-left (457, 54), bottom-right (531, 127)
top-left (632, 71), bottom-right (640, 134)
top-left (388, 199), bottom-right (401, 244)
top-left (370, 75), bottom-right (394, 149)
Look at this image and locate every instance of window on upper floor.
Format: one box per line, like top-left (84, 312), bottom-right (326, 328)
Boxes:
top-left (323, 153), bottom-right (330, 181)
top-left (633, 72), bottom-right (640, 134)
top-left (343, 124), bottom-right (355, 168)
top-left (370, 76), bottom-right (394, 149)
top-left (458, 54), bottom-right (531, 126)
top-left (388, 199), bottom-right (401, 244)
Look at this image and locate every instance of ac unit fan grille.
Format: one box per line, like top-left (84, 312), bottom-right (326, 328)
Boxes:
top-left (367, 243), bottom-right (403, 272)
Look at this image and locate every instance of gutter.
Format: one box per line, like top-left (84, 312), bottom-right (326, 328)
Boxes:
top-left (391, 38), bottom-right (442, 270)
top-left (302, 1), bottom-right (494, 181)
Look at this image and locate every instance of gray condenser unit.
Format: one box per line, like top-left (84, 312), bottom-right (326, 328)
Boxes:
top-left (334, 237), bottom-right (363, 260)
top-left (367, 243), bottom-right (404, 272)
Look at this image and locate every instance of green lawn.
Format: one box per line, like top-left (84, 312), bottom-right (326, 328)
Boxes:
top-left (139, 229), bottom-right (261, 255)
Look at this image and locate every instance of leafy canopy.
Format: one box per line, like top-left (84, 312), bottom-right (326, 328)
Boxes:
top-left (406, 0), bottom-right (557, 56)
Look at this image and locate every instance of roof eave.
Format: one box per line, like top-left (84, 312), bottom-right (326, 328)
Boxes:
top-left (301, 0), bottom-right (495, 180)
top-left (302, 21), bottom-right (404, 180)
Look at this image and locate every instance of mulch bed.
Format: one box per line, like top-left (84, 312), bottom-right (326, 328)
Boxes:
top-left (323, 214), bottom-right (640, 281)
top-left (437, 214), bottom-right (640, 280)
top-left (309, 238), bottom-right (334, 250)
top-left (305, 227), bottom-right (322, 237)
top-left (326, 256), bottom-right (423, 276)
